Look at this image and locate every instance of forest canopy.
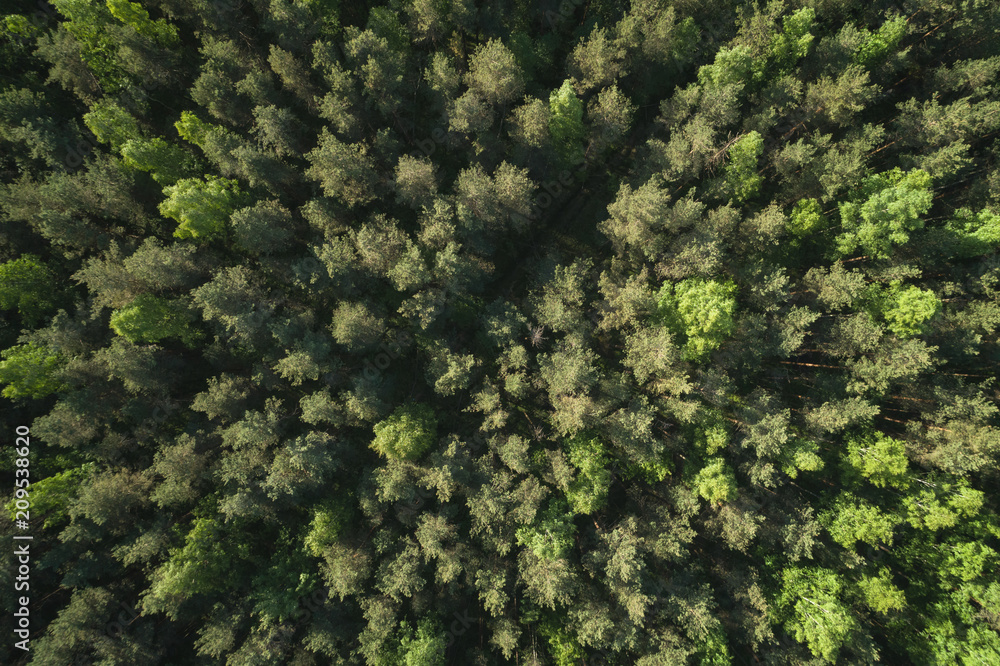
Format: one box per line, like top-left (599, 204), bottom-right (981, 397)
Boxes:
top-left (1, 0), bottom-right (1000, 664)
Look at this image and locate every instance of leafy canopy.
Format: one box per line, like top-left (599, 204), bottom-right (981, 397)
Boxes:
top-left (109, 294), bottom-right (199, 345)
top-left (657, 277), bottom-right (738, 361)
top-left (371, 403), bottom-right (438, 460)
top-left (0, 255), bottom-right (57, 324)
top-left (0, 343), bottom-right (65, 400)
top-left (159, 176), bottom-right (245, 241)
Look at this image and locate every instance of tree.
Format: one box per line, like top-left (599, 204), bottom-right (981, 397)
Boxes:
top-left (105, 0), bottom-right (178, 46)
top-left (835, 168), bottom-right (933, 258)
top-left (120, 137), bottom-right (198, 186)
top-left (371, 404), bottom-right (438, 460)
top-left (692, 457), bottom-right (737, 504)
top-left (143, 516), bottom-right (251, 619)
top-left (394, 154), bottom-right (438, 209)
top-left (229, 200), bottom-right (294, 255)
top-left (723, 131), bottom-right (763, 202)
top-left (516, 498), bottom-right (576, 560)
top-left (775, 567), bottom-right (859, 663)
top-left (83, 99), bottom-right (142, 151)
top-left (159, 176), bottom-right (246, 241)
top-left (853, 15), bottom-right (907, 69)
top-left (109, 293), bottom-right (200, 345)
top-left (567, 27), bottom-right (624, 93)
top-left (564, 434), bottom-right (611, 514)
top-left (465, 39), bottom-right (524, 107)
top-left (549, 79), bottom-right (585, 166)
top-left (396, 619), bottom-right (446, 666)
top-left (0, 343), bottom-right (64, 399)
top-left (0, 254), bottom-right (57, 324)
top-left (305, 129), bottom-right (378, 208)
top-left (586, 84), bottom-right (635, 153)
top-left (656, 278), bottom-right (738, 361)
top-left (822, 493), bottom-right (899, 548)
top-left (880, 283), bottom-right (941, 338)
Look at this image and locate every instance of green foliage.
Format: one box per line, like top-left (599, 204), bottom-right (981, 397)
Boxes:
top-left (0, 255), bottom-right (57, 324)
top-left (693, 407), bottom-right (729, 455)
top-left (769, 8), bottom-right (816, 73)
top-left (693, 457), bottom-right (737, 504)
top-left (305, 129), bottom-right (377, 207)
top-left (787, 198), bottom-right (826, 237)
top-left (823, 493), bottom-right (899, 548)
top-left (845, 431), bottom-right (908, 487)
top-left (109, 293), bottom-right (199, 345)
top-left (538, 617), bottom-right (584, 666)
top-left (564, 434), bottom-right (611, 514)
top-left (5, 2), bottom-right (1000, 664)
top-left (945, 208), bottom-right (1000, 258)
top-left (780, 437), bottom-right (824, 478)
top-left (548, 79), bottom-right (585, 166)
top-left (143, 516), bottom-right (251, 619)
top-left (303, 499), bottom-right (350, 557)
top-left (724, 131), bottom-right (764, 202)
top-left (174, 110), bottom-right (214, 148)
top-left (775, 567), bottom-right (858, 663)
top-left (854, 15), bottom-right (907, 68)
top-left (657, 278), bottom-right (738, 361)
top-left (873, 282), bottom-right (942, 338)
top-left (50, 0), bottom-right (129, 91)
top-left (516, 498), bottom-right (576, 560)
top-left (0, 343), bottom-right (65, 400)
top-left (698, 627), bottom-right (733, 666)
top-left (835, 168), bottom-right (934, 258)
top-left (83, 100), bottom-right (142, 151)
top-left (6, 464), bottom-right (94, 528)
top-left (159, 176), bottom-right (245, 241)
top-left (697, 45), bottom-right (753, 88)
top-left (120, 137), bottom-right (197, 186)
top-left (857, 569), bottom-right (906, 614)
top-left (105, 0), bottom-right (178, 46)
top-left (371, 403), bottom-right (437, 460)
top-left (396, 620), bottom-right (446, 666)
top-left (249, 537), bottom-right (318, 624)
top-left (465, 38), bottom-right (524, 106)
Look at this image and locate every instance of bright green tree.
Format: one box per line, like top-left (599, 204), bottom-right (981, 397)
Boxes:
top-left (881, 284), bottom-right (941, 338)
top-left (693, 457), bottom-right (737, 504)
top-left (845, 432), bottom-right (909, 488)
top-left (724, 131), bottom-right (763, 202)
top-left (143, 516), bottom-right (251, 619)
top-left (516, 498), bottom-right (576, 560)
top-left (835, 168), bottom-right (933, 258)
top-left (105, 0), bottom-right (178, 46)
top-left (159, 176), bottom-right (245, 241)
top-left (564, 434), bottom-right (611, 515)
top-left (775, 567), bottom-right (858, 663)
top-left (109, 294), bottom-right (199, 345)
top-left (657, 278), bottom-right (738, 361)
top-left (371, 403), bottom-right (438, 460)
top-left (549, 79), bottom-right (585, 166)
top-left (0, 343), bottom-right (65, 400)
top-left (6, 464), bottom-right (94, 528)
